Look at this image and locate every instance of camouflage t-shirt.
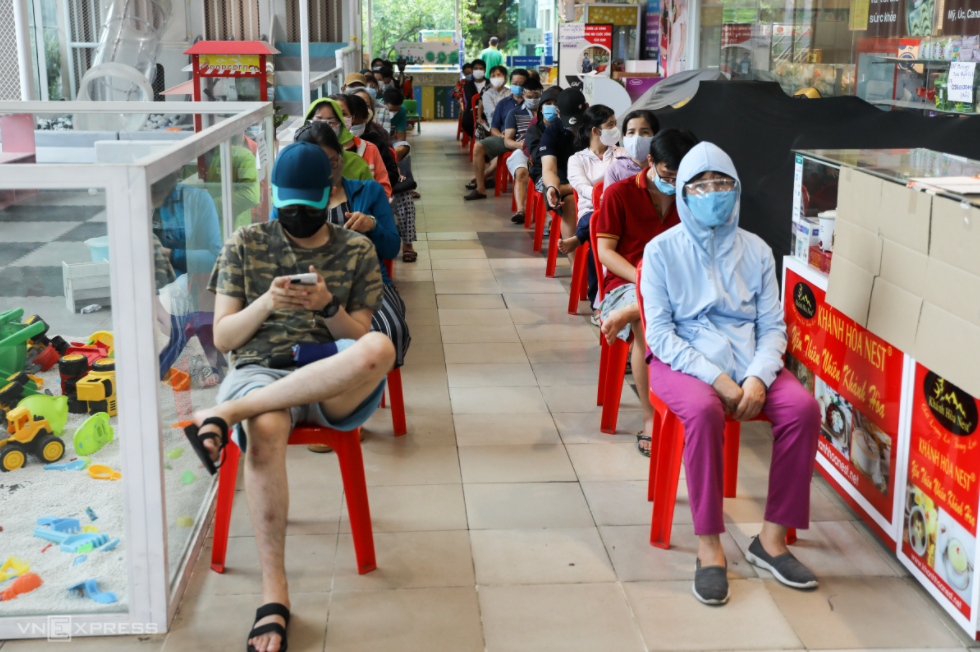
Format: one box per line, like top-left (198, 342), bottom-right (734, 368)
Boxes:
top-left (208, 220), bottom-right (383, 368)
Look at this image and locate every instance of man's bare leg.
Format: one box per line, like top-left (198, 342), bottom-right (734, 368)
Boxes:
top-left (243, 409), bottom-right (291, 652)
top-left (195, 333), bottom-right (395, 458)
top-left (394, 145), bottom-right (410, 161)
top-left (472, 142), bottom-right (488, 194)
top-left (514, 167), bottom-right (528, 213)
top-left (557, 184), bottom-right (577, 268)
top-left (630, 318), bottom-right (655, 450)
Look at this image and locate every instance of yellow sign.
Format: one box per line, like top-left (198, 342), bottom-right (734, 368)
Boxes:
top-left (588, 6), bottom-right (638, 26)
top-left (849, 0), bottom-right (870, 30)
top-left (198, 54), bottom-right (261, 75)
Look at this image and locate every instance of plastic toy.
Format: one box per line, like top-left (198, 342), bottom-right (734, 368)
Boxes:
top-left (6, 371), bottom-right (40, 398)
top-left (100, 538), bottom-right (120, 552)
top-left (85, 507), bottom-right (97, 521)
top-left (181, 470), bottom-right (197, 485)
top-left (64, 341), bottom-right (110, 367)
top-left (60, 533), bottom-right (109, 553)
top-left (0, 310), bottom-right (47, 378)
top-left (0, 407), bottom-right (64, 471)
top-left (23, 315), bottom-right (67, 372)
top-left (17, 394), bottom-right (68, 435)
top-left (37, 517), bottom-right (80, 534)
top-left (59, 353), bottom-right (90, 414)
top-left (76, 359), bottom-right (116, 416)
top-left (0, 572), bottom-right (42, 601)
top-left (165, 447), bottom-right (184, 459)
top-left (85, 331), bottom-right (114, 356)
top-left (73, 413), bottom-right (113, 455)
top-left (163, 462), bottom-right (172, 470)
top-left (88, 464), bottom-right (121, 480)
top-left (40, 544), bottom-right (52, 553)
top-left (176, 516), bottom-right (193, 527)
top-left (73, 555), bottom-right (87, 566)
top-left (44, 458), bottom-right (89, 471)
top-left (82, 525), bottom-right (99, 533)
top-left (162, 367), bottom-right (190, 391)
top-left (67, 578), bottom-right (116, 604)
top-left (0, 556), bottom-right (29, 582)
top-left (172, 421), bottom-right (193, 428)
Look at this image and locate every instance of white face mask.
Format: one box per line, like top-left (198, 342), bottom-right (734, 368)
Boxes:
top-left (623, 135), bottom-right (653, 161)
top-left (472, 69), bottom-right (485, 80)
top-left (490, 76), bottom-right (505, 88)
top-left (598, 126), bottom-right (621, 147)
top-left (349, 122), bottom-right (366, 137)
top-left (344, 116), bottom-right (352, 131)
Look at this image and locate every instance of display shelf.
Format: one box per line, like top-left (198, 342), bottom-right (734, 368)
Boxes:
top-left (871, 56), bottom-right (954, 66)
top-left (870, 98), bottom-right (976, 115)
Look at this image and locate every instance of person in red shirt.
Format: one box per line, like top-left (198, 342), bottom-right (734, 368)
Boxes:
top-left (595, 128), bottom-right (699, 455)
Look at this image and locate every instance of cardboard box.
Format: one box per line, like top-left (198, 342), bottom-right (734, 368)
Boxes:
top-left (878, 238), bottom-right (928, 296)
top-left (913, 302), bottom-right (980, 398)
top-left (833, 219), bottom-right (883, 275)
top-left (836, 168), bottom-right (884, 233)
top-left (922, 257), bottom-right (980, 328)
top-left (826, 254), bottom-right (875, 327)
top-left (867, 276), bottom-right (923, 352)
top-left (795, 219), bottom-right (819, 258)
top-left (878, 183), bottom-right (932, 254)
top-left (930, 196), bottom-right (980, 277)
top-left (808, 246), bottom-right (832, 274)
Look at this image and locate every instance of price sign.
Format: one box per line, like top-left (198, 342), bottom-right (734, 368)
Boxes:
top-left (948, 62), bottom-right (976, 103)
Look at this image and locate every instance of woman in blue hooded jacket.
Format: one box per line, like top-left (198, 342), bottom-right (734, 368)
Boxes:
top-left (289, 122), bottom-right (411, 373)
top-left (639, 142), bottom-right (820, 606)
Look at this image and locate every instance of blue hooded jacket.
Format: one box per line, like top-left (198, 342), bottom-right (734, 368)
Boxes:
top-left (639, 142), bottom-right (786, 388)
top-left (272, 177), bottom-right (400, 285)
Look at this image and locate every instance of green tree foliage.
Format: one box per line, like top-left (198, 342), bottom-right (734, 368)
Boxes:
top-left (461, 0), bottom-right (517, 59)
top-left (365, 0), bottom-right (456, 61)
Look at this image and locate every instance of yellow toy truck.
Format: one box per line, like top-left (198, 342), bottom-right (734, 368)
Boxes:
top-left (0, 407), bottom-right (64, 471)
top-left (76, 358), bottom-right (116, 417)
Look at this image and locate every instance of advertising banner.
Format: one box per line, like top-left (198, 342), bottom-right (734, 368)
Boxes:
top-left (899, 363), bottom-right (980, 621)
top-left (198, 54), bottom-right (260, 76)
top-left (783, 266), bottom-right (907, 534)
top-left (393, 41), bottom-right (459, 66)
top-left (558, 23), bottom-right (614, 88)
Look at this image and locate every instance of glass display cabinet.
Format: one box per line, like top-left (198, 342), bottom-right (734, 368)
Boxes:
top-left (0, 101), bottom-right (274, 640)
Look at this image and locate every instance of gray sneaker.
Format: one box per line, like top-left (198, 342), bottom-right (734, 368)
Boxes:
top-left (693, 559), bottom-right (730, 605)
top-left (745, 535), bottom-right (818, 589)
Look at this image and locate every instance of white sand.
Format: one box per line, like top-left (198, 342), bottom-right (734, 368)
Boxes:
top-left (0, 334), bottom-right (220, 616)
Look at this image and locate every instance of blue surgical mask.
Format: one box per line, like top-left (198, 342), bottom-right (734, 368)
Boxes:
top-left (653, 170), bottom-right (676, 196)
top-left (510, 84), bottom-right (523, 96)
top-left (373, 66), bottom-right (382, 71)
top-left (686, 190), bottom-right (737, 228)
top-left (542, 105), bottom-right (558, 122)
top-left (365, 87), bottom-right (377, 100)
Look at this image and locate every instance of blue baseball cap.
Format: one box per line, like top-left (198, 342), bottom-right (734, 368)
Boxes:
top-left (271, 142), bottom-right (332, 209)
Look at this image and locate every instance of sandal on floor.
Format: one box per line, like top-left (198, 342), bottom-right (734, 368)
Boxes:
top-left (637, 433), bottom-right (651, 458)
top-left (247, 603), bottom-right (290, 652)
top-left (411, 190), bottom-right (422, 199)
top-left (183, 416), bottom-right (229, 476)
top-left (463, 190), bottom-right (487, 201)
top-left (465, 180), bottom-right (477, 190)
top-left (402, 250), bottom-right (418, 263)
top-left (511, 212), bottom-right (526, 224)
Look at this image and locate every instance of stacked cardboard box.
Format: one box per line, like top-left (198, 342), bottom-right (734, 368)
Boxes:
top-left (826, 167), bottom-right (980, 396)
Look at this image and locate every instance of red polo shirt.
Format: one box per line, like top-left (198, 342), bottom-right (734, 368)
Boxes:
top-left (594, 171), bottom-right (680, 293)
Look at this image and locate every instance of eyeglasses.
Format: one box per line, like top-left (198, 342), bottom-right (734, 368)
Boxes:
top-left (311, 116), bottom-right (342, 128)
top-left (523, 91), bottom-right (542, 99)
top-left (278, 205), bottom-right (327, 219)
top-left (684, 178), bottom-right (737, 195)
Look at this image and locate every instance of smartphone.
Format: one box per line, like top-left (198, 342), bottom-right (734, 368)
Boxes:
top-left (289, 273), bottom-right (318, 285)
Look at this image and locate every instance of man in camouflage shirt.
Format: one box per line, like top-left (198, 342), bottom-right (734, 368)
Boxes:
top-left (188, 142), bottom-right (395, 652)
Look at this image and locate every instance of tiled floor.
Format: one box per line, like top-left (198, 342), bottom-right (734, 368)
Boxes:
top-left (4, 122), bottom-right (978, 652)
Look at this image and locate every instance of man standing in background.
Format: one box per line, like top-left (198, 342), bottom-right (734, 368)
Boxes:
top-left (480, 36), bottom-right (505, 70)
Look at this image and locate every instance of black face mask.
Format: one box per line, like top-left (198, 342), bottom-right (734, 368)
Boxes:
top-left (278, 205), bottom-right (327, 239)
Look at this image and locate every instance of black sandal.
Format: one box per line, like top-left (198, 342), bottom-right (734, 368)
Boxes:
top-left (247, 603), bottom-right (290, 652)
top-left (402, 250), bottom-right (418, 263)
top-left (183, 416), bottom-right (229, 476)
top-left (637, 433), bottom-right (652, 458)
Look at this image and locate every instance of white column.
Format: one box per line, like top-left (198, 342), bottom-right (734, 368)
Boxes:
top-left (13, 0), bottom-right (36, 101)
top-left (366, 0), bottom-right (373, 64)
top-left (299, 0), bottom-right (310, 108)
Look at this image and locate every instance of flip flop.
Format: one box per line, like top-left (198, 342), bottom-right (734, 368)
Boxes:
top-left (463, 190), bottom-right (487, 201)
top-left (402, 250), bottom-right (418, 263)
top-left (511, 212), bottom-right (526, 224)
top-left (247, 603), bottom-right (290, 652)
top-left (637, 433), bottom-right (652, 458)
top-left (183, 416), bottom-right (229, 476)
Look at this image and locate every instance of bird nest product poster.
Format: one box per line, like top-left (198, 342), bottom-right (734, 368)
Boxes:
top-left (783, 268), bottom-right (906, 534)
top-left (557, 23), bottom-right (613, 88)
top-left (899, 363), bottom-right (980, 622)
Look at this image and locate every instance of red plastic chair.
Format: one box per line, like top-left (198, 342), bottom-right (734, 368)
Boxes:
top-left (211, 425), bottom-right (377, 575)
top-left (524, 175), bottom-right (535, 229)
top-left (376, 259), bottom-right (408, 438)
top-left (633, 261), bottom-right (798, 550)
top-left (469, 103), bottom-right (479, 162)
top-left (567, 181), bottom-right (603, 315)
top-left (495, 151), bottom-right (512, 197)
top-left (546, 189), bottom-right (577, 278)
top-left (530, 182), bottom-right (548, 252)
top-left (457, 112), bottom-right (465, 143)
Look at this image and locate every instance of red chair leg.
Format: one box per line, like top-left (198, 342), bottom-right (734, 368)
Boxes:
top-left (545, 211), bottom-right (562, 278)
top-left (786, 528), bottom-right (798, 545)
top-left (650, 411), bottom-right (684, 549)
top-left (600, 336), bottom-right (631, 434)
top-left (567, 241), bottom-right (589, 314)
top-left (210, 442), bottom-right (241, 573)
top-left (647, 407), bottom-right (663, 501)
top-left (326, 428), bottom-right (377, 574)
top-left (533, 196), bottom-right (546, 252)
top-left (525, 189), bottom-right (534, 229)
top-left (494, 161), bottom-right (504, 197)
top-left (388, 368), bottom-right (407, 437)
top-left (469, 133), bottom-right (475, 162)
top-left (723, 421), bottom-right (740, 499)
top-left (380, 390), bottom-right (386, 408)
top-left (597, 336), bottom-right (609, 406)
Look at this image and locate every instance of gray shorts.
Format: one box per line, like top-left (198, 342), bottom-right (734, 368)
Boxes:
top-left (600, 283), bottom-right (638, 342)
top-left (479, 136), bottom-right (511, 160)
top-left (216, 339), bottom-right (386, 448)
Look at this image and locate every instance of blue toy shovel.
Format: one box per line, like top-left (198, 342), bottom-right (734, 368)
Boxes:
top-left (67, 578), bottom-right (117, 604)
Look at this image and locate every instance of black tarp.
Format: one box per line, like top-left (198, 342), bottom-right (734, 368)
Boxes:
top-left (652, 80), bottom-right (980, 262)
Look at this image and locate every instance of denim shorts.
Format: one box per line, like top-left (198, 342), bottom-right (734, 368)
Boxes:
top-left (600, 283), bottom-right (638, 342)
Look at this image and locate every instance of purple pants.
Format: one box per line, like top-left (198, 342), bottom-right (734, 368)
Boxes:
top-left (647, 358), bottom-right (820, 535)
